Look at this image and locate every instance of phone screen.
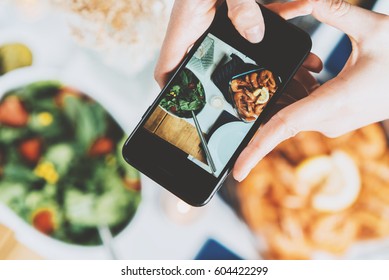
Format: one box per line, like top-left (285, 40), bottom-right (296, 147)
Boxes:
top-left (143, 33), bottom-right (280, 177)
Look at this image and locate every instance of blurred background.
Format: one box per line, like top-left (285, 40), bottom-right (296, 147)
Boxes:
top-left (0, 0), bottom-right (389, 260)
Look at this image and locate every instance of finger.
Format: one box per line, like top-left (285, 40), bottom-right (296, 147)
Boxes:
top-left (233, 92), bottom-right (321, 181)
top-left (269, 67), bottom-right (317, 117)
top-left (233, 65), bottom-right (319, 181)
top-left (233, 112), bottom-right (300, 181)
top-left (285, 74), bottom-right (312, 101)
top-left (262, 78), bottom-right (309, 123)
top-left (154, 2), bottom-right (216, 88)
top-left (233, 71), bottom-right (354, 181)
top-left (266, 0), bottom-right (313, 20)
top-left (227, 0), bottom-right (265, 43)
top-left (302, 52), bottom-right (323, 73)
top-left (293, 67), bottom-right (320, 92)
top-left (309, 0), bottom-right (384, 42)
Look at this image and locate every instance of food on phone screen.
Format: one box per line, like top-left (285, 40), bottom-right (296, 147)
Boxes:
top-left (160, 68), bottom-right (206, 118)
top-left (230, 69), bottom-right (278, 122)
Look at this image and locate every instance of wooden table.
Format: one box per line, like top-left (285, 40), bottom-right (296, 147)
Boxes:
top-left (144, 106), bottom-right (207, 164)
top-left (0, 224), bottom-right (42, 260)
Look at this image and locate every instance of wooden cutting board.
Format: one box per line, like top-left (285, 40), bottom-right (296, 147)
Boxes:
top-left (0, 224), bottom-right (42, 260)
top-left (144, 106), bottom-right (206, 163)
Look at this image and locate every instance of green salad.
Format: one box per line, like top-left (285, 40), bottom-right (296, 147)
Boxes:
top-left (160, 68), bottom-right (206, 118)
top-left (0, 81), bottom-right (141, 245)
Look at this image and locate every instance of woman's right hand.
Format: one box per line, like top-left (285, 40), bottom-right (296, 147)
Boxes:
top-left (154, 0), bottom-right (314, 88)
top-left (234, 0), bottom-right (389, 181)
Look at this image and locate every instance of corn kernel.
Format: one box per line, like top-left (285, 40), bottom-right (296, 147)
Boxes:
top-left (34, 161), bottom-right (59, 184)
top-left (37, 112), bottom-right (53, 126)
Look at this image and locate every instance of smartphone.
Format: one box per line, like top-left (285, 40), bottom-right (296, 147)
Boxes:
top-left (122, 3), bottom-right (312, 206)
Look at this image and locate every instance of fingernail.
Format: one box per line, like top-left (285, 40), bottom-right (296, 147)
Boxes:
top-left (234, 169), bottom-right (250, 182)
top-left (234, 175), bottom-right (243, 182)
top-left (244, 25), bottom-right (263, 43)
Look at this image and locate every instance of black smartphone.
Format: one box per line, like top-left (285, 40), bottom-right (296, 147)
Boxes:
top-left (123, 3), bottom-right (312, 206)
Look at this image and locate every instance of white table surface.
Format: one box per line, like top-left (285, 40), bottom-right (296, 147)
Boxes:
top-left (0, 1), bottom-right (259, 260)
top-left (2, 0), bottom-right (389, 260)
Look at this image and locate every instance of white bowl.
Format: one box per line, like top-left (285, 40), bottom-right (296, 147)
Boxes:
top-left (0, 67), bottom-right (151, 259)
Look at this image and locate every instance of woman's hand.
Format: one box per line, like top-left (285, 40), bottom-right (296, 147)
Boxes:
top-left (154, 0), bottom-right (314, 88)
top-left (233, 0), bottom-right (389, 181)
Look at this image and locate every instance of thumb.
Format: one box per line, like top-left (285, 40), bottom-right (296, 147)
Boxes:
top-left (227, 0), bottom-right (265, 43)
top-left (309, 0), bottom-right (382, 42)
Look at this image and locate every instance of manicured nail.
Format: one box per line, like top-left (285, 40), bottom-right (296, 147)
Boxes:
top-left (234, 169), bottom-right (249, 182)
top-left (234, 175), bottom-right (243, 182)
top-left (244, 25), bottom-right (263, 43)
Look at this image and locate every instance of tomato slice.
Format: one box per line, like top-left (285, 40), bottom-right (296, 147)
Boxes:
top-left (19, 138), bottom-right (42, 163)
top-left (89, 137), bottom-right (114, 156)
top-left (32, 209), bottom-right (56, 235)
top-left (0, 96), bottom-right (29, 127)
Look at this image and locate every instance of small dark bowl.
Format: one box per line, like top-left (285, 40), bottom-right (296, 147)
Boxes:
top-left (229, 68), bottom-right (281, 123)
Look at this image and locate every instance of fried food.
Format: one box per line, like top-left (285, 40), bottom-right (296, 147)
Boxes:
top-left (237, 123), bottom-right (389, 259)
top-left (296, 151), bottom-right (361, 212)
top-left (230, 69), bottom-right (278, 122)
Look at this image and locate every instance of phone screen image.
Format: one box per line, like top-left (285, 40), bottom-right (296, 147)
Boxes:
top-left (144, 33), bottom-right (280, 177)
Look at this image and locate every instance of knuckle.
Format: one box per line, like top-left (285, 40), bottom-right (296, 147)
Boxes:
top-left (275, 113), bottom-right (299, 139)
top-left (328, 0), bottom-right (351, 17)
top-left (249, 139), bottom-right (262, 152)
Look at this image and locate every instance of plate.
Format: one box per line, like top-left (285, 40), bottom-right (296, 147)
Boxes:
top-left (208, 121), bottom-right (252, 175)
